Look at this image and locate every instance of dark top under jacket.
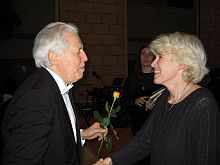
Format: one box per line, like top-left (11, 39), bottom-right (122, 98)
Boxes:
top-left (111, 88), bottom-right (220, 165)
top-left (122, 72), bottom-right (162, 135)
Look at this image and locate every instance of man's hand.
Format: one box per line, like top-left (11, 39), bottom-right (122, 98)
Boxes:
top-left (92, 157), bottom-right (112, 165)
top-left (81, 122), bottom-right (108, 140)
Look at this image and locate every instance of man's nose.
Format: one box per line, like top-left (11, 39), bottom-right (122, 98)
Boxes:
top-left (81, 50), bottom-right (88, 62)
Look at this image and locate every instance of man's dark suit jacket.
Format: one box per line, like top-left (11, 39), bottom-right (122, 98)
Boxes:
top-left (1, 68), bottom-right (82, 165)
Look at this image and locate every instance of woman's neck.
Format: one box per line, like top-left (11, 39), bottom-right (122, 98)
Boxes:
top-left (167, 81), bottom-right (191, 103)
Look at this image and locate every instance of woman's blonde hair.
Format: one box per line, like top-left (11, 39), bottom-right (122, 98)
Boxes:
top-left (149, 32), bottom-right (209, 83)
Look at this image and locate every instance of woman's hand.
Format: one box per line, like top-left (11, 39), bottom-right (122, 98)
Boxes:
top-left (135, 96), bottom-right (148, 107)
top-left (93, 157), bottom-right (113, 165)
top-left (145, 99), bottom-right (155, 110)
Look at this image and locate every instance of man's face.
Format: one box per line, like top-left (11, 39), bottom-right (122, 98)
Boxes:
top-left (54, 32), bottom-right (88, 84)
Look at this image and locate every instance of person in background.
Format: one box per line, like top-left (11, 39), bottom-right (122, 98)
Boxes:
top-left (122, 45), bottom-right (162, 136)
top-left (1, 22), bottom-right (107, 165)
top-left (119, 45), bottom-right (162, 165)
top-left (94, 32), bottom-right (219, 165)
top-left (0, 70), bottom-right (17, 161)
top-left (0, 70), bottom-right (17, 122)
top-left (207, 67), bottom-right (220, 106)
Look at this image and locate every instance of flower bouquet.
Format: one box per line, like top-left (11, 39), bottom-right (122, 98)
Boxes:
top-left (93, 91), bottom-right (121, 160)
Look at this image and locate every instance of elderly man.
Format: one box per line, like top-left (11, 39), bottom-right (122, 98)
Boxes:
top-left (1, 22), bottom-right (107, 165)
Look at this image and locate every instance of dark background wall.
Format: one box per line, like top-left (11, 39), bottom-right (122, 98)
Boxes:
top-left (0, 0), bottom-right (56, 59)
top-left (0, 0), bottom-right (57, 95)
top-left (127, 0), bottom-right (197, 73)
top-left (0, 0), bottom-right (219, 101)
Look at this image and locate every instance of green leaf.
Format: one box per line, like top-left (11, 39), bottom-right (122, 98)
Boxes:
top-left (95, 93), bottom-right (122, 158)
top-left (105, 135), bottom-right (112, 151)
top-left (105, 101), bottom-right (110, 112)
top-left (94, 111), bottom-right (102, 123)
top-left (101, 117), bottom-right (110, 128)
top-left (110, 106), bottom-right (121, 116)
top-left (115, 106), bottom-right (121, 113)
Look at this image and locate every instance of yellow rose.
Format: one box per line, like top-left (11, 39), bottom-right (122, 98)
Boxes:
top-left (113, 91), bottom-right (120, 99)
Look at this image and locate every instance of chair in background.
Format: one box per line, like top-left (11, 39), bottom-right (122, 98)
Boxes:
top-left (77, 90), bottom-right (95, 128)
top-left (77, 77), bottom-right (125, 128)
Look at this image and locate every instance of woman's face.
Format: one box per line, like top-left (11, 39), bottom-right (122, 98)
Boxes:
top-left (151, 52), bottom-right (180, 86)
top-left (140, 48), bottom-right (155, 67)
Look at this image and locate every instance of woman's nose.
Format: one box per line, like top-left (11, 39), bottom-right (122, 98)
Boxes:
top-left (151, 57), bottom-right (157, 67)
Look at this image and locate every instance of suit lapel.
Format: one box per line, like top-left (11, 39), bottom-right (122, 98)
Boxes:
top-left (67, 89), bottom-right (82, 162)
top-left (37, 68), bottom-right (81, 163)
top-left (56, 90), bottom-right (81, 163)
top-left (43, 68), bottom-right (81, 161)
top-left (58, 93), bottom-right (76, 141)
top-left (68, 89), bottom-right (82, 147)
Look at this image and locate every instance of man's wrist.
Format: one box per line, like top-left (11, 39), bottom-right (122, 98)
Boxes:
top-left (80, 129), bottom-right (86, 140)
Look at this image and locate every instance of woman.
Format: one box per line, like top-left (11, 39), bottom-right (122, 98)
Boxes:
top-left (122, 45), bottom-right (162, 135)
top-left (95, 32), bottom-right (219, 165)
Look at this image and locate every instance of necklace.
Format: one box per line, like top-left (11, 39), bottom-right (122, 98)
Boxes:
top-left (141, 73), bottom-right (151, 91)
top-left (166, 82), bottom-right (190, 111)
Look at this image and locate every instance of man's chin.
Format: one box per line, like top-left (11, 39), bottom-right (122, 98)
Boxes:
top-left (76, 74), bottom-right (84, 81)
top-left (70, 74), bottom-right (83, 83)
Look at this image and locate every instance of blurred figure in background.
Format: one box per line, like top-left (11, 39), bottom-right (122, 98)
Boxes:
top-left (0, 70), bottom-right (17, 121)
top-left (0, 70), bottom-right (17, 161)
top-left (120, 45), bottom-right (162, 165)
top-left (206, 67), bottom-right (220, 106)
top-left (122, 45), bottom-right (162, 135)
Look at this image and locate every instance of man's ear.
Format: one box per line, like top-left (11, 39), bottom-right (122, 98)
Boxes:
top-left (48, 51), bottom-right (58, 66)
top-left (179, 64), bottom-right (188, 71)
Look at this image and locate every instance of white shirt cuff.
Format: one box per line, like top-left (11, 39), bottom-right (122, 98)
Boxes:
top-left (80, 129), bottom-right (85, 146)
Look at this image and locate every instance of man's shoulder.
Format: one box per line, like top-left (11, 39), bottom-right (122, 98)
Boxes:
top-left (14, 68), bottom-right (58, 97)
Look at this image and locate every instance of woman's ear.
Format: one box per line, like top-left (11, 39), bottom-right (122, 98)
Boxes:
top-left (48, 51), bottom-right (58, 66)
top-left (179, 64), bottom-right (188, 71)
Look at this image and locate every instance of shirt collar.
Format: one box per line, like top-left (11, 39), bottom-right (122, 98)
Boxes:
top-left (45, 68), bottom-right (74, 95)
top-left (62, 84), bottom-right (74, 95)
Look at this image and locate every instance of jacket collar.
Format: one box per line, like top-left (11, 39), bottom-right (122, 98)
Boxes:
top-left (45, 68), bottom-right (73, 95)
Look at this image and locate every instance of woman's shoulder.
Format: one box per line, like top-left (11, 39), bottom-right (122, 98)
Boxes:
top-left (188, 87), bottom-right (214, 99)
top-left (185, 87), bottom-right (219, 122)
top-left (186, 87), bottom-right (219, 111)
